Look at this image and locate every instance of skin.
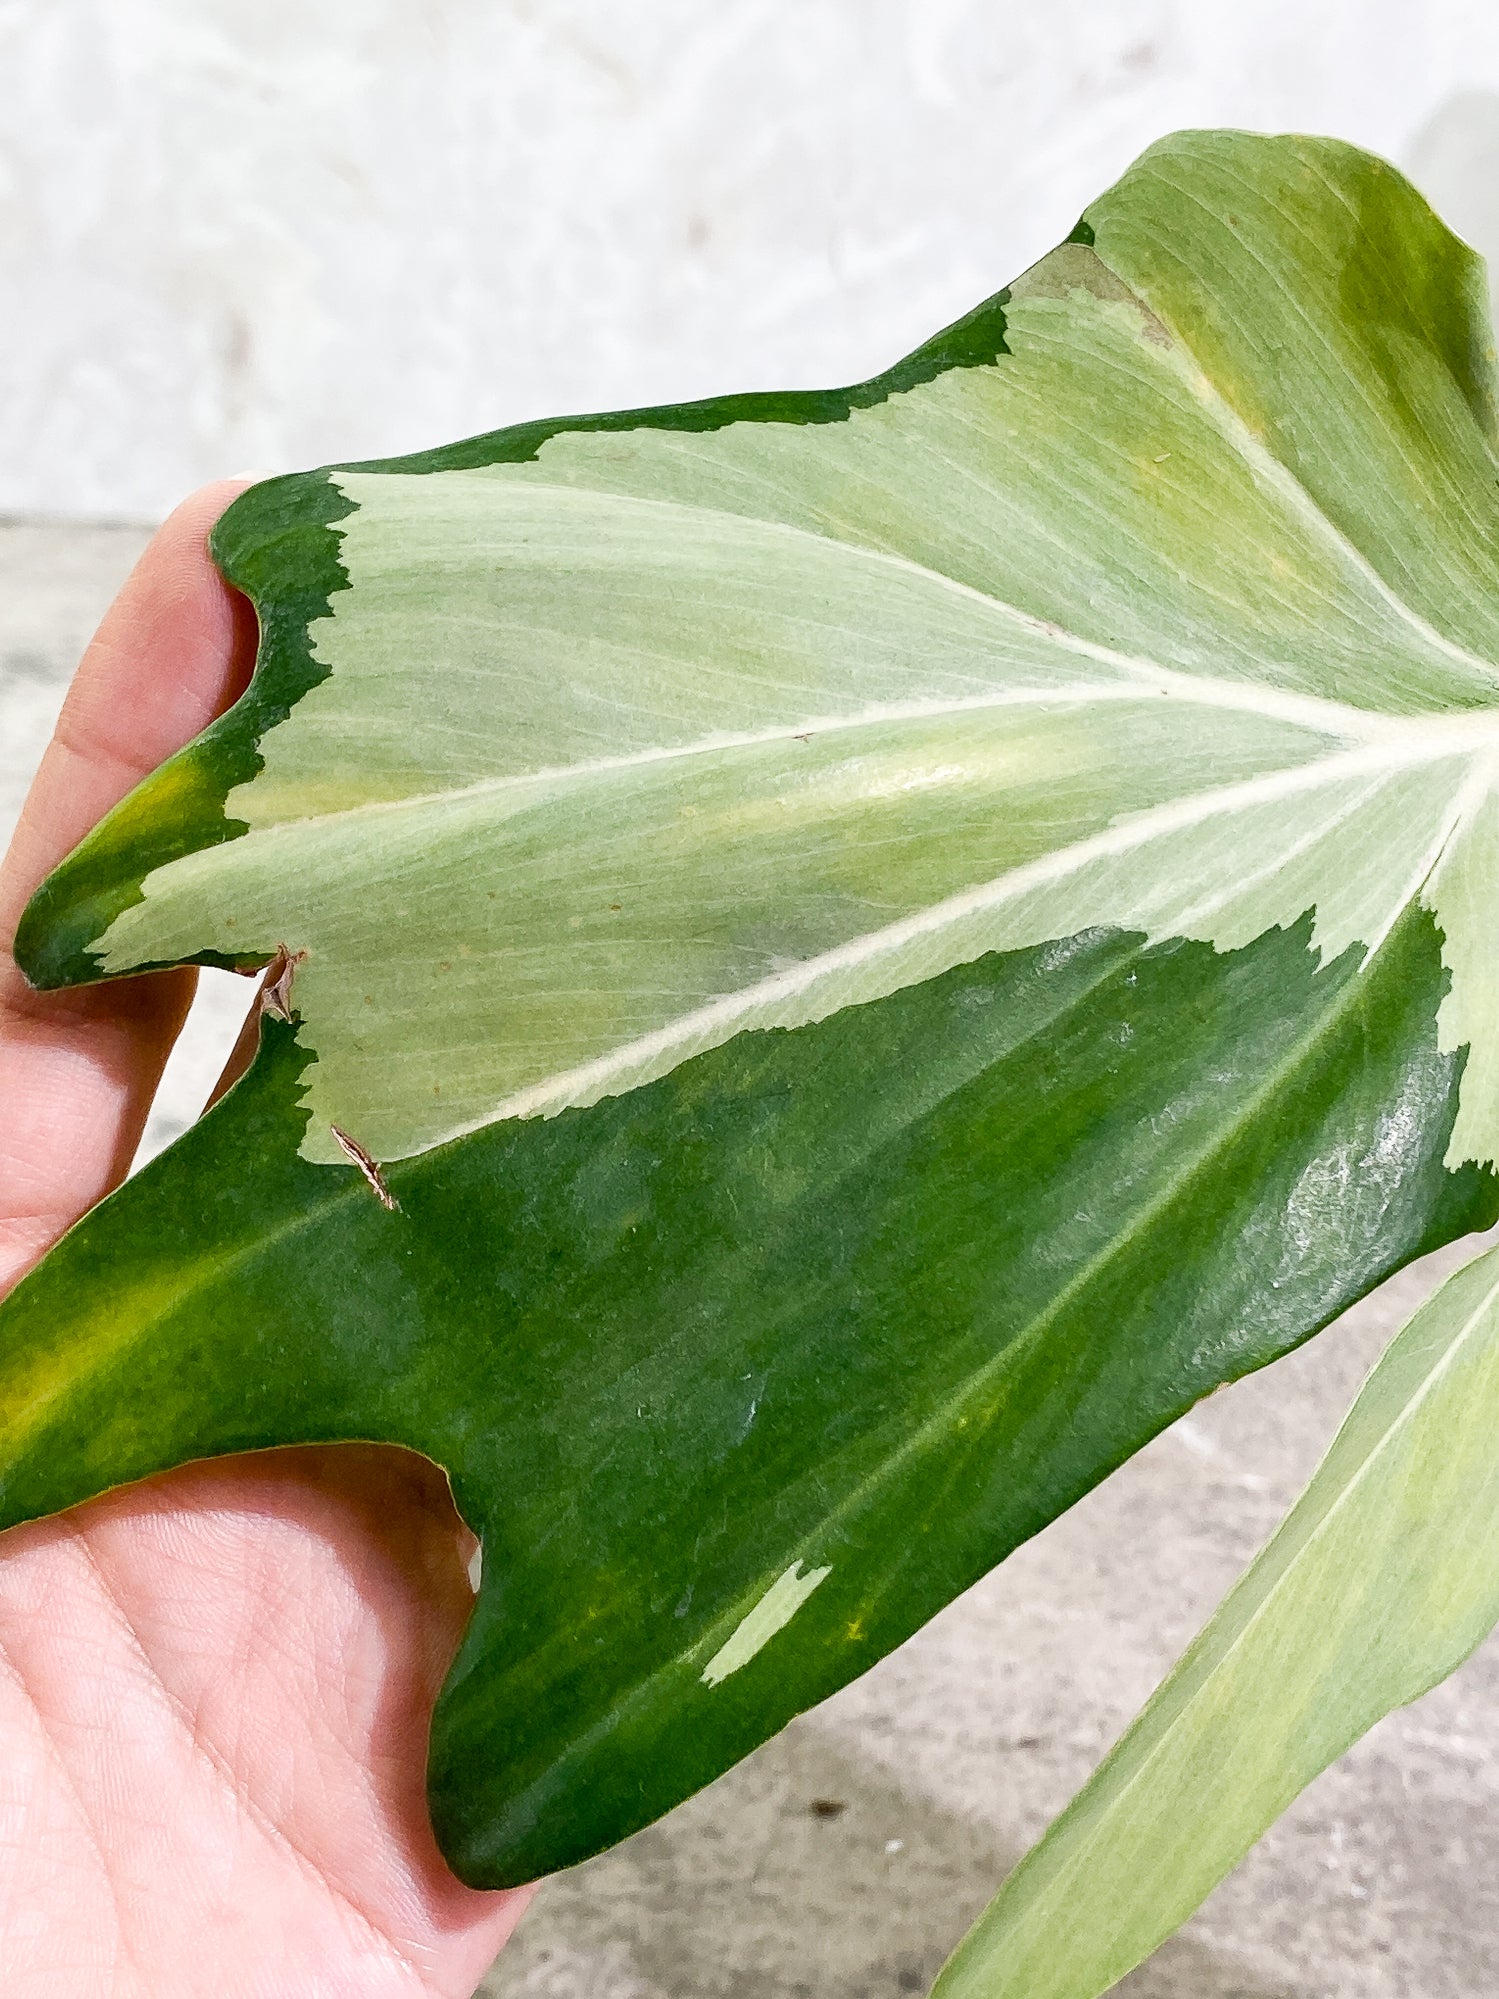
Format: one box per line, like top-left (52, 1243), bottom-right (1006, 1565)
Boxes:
top-left (0, 485), bottom-right (531, 1997)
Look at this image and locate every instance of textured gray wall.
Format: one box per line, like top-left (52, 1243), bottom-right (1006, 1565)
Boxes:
top-left (7, 1), bottom-right (1499, 517)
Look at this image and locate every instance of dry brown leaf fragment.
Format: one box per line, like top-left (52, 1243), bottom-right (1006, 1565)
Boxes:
top-left (259, 944), bottom-right (308, 1022)
top-left (329, 1124), bottom-right (401, 1211)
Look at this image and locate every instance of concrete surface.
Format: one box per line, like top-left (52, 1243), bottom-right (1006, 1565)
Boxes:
top-left (5, 520), bottom-right (1499, 1994)
top-left (11, 5), bottom-right (1499, 518)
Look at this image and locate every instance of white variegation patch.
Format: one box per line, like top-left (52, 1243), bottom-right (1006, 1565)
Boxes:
top-left (87, 135), bottom-right (1499, 1172)
top-left (700, 1561), bottom-right (832, 1687)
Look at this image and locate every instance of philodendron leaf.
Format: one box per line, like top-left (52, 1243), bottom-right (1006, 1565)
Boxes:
top-left (5, 129), bottom-right (1499, 1886)
top-left (932, 1235), bottom-right (1499, 1999)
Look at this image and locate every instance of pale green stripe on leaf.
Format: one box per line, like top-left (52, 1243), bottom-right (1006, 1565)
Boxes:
top-left (932, 1239), bottom-right (1499, 1999)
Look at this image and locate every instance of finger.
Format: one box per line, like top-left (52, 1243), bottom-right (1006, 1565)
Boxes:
top-left (0, 482), bottom-right (256, 1297)
top-left (1, 480), bottom-right (256, 912)
top-left (0, 965), bottom-right (199, 1295)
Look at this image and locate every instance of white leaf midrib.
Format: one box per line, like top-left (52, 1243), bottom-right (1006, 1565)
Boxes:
top-left (300, 373), bottom-right (1499, 840)
top-left (417, 728), bottom-right (1484, 1147)
top-left (237, 651), bottom-right (1495, 841)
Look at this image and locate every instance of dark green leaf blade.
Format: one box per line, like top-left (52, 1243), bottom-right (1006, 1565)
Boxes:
top-left (0, 907), bottom-right (1486, 1883)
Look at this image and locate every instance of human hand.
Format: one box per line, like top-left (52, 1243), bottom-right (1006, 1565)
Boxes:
top-left (0, 487), bottom-right (530, 1996)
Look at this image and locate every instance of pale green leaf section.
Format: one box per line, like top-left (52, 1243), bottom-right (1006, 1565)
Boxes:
top-left (930, 1239), bottom-right (1499, 1999)
top-left (88, 138), bottom-right (1499, 1167)
top-left (1086, 137), bottom-right (1499, 667)
top-left (699, 1562), bottom-right (833, 1688)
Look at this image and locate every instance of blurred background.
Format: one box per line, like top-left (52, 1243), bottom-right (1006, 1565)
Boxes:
top-left (7, 5), bottom-right (1499, 1995)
